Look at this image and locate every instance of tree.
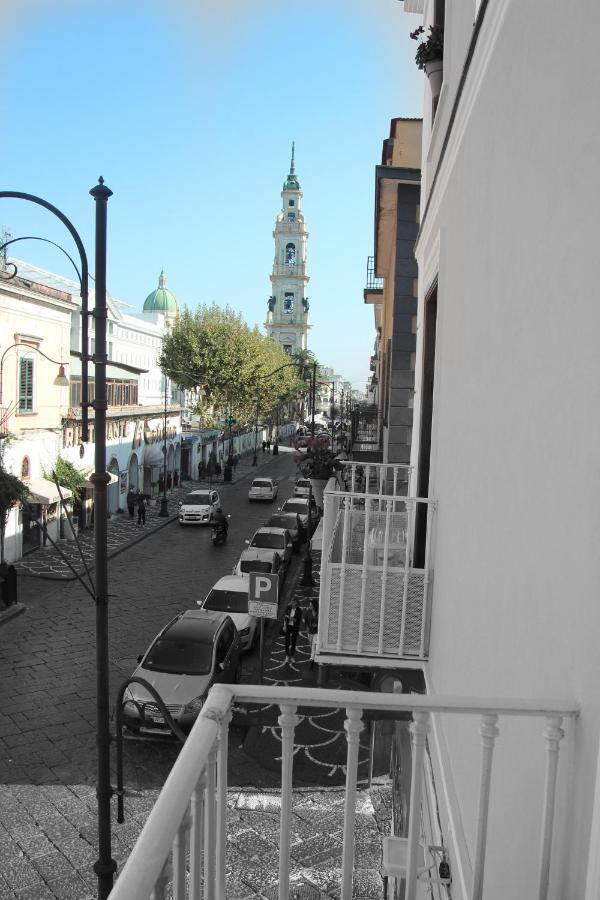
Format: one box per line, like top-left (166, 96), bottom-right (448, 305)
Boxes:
top-left (0, 466), bottom-right (30, 563)
top-left (45, 456), bottom-right (86, 502)
top-left (160, 305), bottom-right (306, 426)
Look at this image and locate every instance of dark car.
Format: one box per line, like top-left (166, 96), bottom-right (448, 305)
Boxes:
top-left (267, 512), bottom-right (304, 552)
top-left (121, 610), bottom-right (241, 737)
top-left (280, 497), bottom-right (320, 535)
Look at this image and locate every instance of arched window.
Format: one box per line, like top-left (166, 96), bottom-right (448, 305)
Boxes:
top-left (285, 243), bottom-right (296, 265)
top-left (21, 456), bottom-right (30, 479)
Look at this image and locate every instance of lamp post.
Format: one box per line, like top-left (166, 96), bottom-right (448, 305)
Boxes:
top-left (1, 181), bottom-right (116, 899)
top-left (159, 373), bottom-right (169, 517)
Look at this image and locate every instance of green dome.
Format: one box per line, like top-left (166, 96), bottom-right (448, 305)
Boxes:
top-left (143, 270), bottom-right (178, 314)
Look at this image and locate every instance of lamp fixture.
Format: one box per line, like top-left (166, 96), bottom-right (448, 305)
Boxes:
top-left (53, 364), bottom-right (69, 387)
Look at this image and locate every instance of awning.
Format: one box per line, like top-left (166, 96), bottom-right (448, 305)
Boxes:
top-left (27, 478), bottom-right (73, 505)
top-left (82, 470), bottom-right (119, 490)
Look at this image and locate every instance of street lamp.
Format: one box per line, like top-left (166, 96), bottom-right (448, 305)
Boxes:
top-left (159, 373), bottom-right (170, 517)
top-left (0, 343), bottom-right (69, 408)
top-left (1, 181), bottom-right (116, 900)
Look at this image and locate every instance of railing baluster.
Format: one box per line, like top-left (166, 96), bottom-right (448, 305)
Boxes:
top-left (336, 498), bottom-right (352, 652)
top-left (405, 710), bottom-right (430, 900)
top-left (341, 707), bottom-right (364, 899)
top-left (190, 772), bottom-right (206, 899)
top-left (378, 499), bottom-right (393, 655)
top-left (216, 708), bottom-right (232, 898)
top-left (278, 703), bottom-right (300, 900)
top-left (537, 716), bottom-right (564, 900)
top-left (399, 498), bottom-right (415, 654)
top-left (204, 741), bottom-right (217, 899)
top-left (150, 859), bottom-right (171, 900)
top-left (172, 808), bottom-right (189, 900)
top-left (357, 497), bottom-right (371, 653)
top-left (471, 714), bottom-right (499, 900)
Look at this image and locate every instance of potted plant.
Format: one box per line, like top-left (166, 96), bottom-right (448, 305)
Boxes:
top-left (295, 438), bottom-right (341, 510)
top-left (411, 24), bottom-right (444, 97)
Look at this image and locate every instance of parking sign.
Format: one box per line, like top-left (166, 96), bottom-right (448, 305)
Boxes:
top-left (248, 572), bottom-right (279, 619)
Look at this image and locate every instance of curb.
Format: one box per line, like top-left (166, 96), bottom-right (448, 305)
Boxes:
top-left (0, 602), bottom-right (26, 627)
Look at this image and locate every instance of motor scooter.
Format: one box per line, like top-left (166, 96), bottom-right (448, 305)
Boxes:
top-left (211, 515), bottom-right (230, 546)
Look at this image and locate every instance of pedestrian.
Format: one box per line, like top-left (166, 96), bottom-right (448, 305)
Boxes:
top-left (126, 488), bottom-right (136, 518)
top-left (137, 493), bottom-right (147, 526)
top-left (266, 439), bottom-right (271, 452)
top-left (0, 563), bottom-right (17, 607)
top-left (262, 440), bottom-right (266, 453)
top-left (305, 599), bottom-right (319, 669)
top-left (233, 454), bottom-right (239, 469)
top-left (282, 596), bottom-right (303, 664)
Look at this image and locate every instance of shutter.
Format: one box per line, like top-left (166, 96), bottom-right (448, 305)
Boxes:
top-left (19, 357), bottom-right (34, 412)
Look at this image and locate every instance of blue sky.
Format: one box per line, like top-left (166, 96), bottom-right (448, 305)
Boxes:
top-left (1, 0), bottom-right (422, 389)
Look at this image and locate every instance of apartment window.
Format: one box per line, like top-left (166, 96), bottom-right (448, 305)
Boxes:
top-left (18, 357), bottom-right (34, 413)
top-left (21, 456), bottom-right (30, 479)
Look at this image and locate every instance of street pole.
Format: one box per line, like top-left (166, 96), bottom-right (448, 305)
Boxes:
top-left (159, 375), bottom-right (169, 517)
top-left (252, 390), bottom-right (260, 465)
top-left (311, 362), bottom-right (316, 436)
top-left (89, 177), bottom-right (117, 900)
top-left (331, 382), bottom-right (336, 453)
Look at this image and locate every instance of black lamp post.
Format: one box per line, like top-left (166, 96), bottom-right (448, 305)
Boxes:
top-left (159, 373), bottom-right (170, 517)
top-left (1, 182), bottom-right (116, 899)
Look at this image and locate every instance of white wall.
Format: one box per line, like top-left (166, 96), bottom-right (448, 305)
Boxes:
top-left (411, 2), bottom-right (600, 897)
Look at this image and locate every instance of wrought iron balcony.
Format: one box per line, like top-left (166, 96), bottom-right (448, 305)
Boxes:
top-left (316, 464), bottom-right (435, 664)
top-left (111, 682), bottom-right (578, 900)
top-left (365, 255), bottom-right (384, 292)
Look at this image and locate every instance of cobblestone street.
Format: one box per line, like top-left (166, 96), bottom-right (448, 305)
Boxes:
top-left (0, 446), bottom-right (390, 898)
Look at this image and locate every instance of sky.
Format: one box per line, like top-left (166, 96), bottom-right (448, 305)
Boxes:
top-left (0, 0), bottom-right (422, 390)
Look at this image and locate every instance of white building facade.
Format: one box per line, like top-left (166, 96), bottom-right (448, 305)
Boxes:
top-left (265, 144), bottom-right (311, 354)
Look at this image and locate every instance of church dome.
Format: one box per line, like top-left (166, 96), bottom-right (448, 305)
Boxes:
top-left (143, 270), bottom-right (178, 315)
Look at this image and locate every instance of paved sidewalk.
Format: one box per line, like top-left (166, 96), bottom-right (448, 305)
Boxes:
top-left (13, 448), bottom-right (280, 581)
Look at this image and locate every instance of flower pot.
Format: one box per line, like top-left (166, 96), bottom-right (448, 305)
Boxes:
top-left (424, 58), bottom-right (443, 99)
top-left (309, 478), bottom-right (329, 511)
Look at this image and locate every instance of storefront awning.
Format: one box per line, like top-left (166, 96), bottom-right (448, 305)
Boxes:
top-left (27, 478), bottom-right (73, 505)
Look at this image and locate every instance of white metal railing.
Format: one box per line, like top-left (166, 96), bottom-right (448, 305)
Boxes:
top-left (318, 466), bottom-right (434, 661)
top-left (110, 684), bottom-right (578, 900)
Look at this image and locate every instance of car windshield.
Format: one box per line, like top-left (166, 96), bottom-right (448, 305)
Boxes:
top-left (143, 636), bottom-right (212, 675)
top-left (269, 516), bottom-right (296, 531)
top-left (283, 502), bottom-right (306, 515)
top-left (182, 493), bottom-right (211, 506)
top-left (251, 533), bottom-right (283, 549)
top-left (251, 480), bottom-right (272, 488)
top-left (296, 480), bottom-right (311, 488)
top-left (239, 560), bottom-right (273, 574)
top-left (203, 589), bottom-right (248, 614)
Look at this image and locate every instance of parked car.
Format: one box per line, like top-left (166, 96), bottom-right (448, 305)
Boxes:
top-left (280, 497), bottom-right (320, 535)
top-left (199, 576), bottom-right (258, 651)
top-left (121, 610), bottom-right (241, 736)
top-left (248, 477), bottom-right (278, 502)
top-left (267, 512), bottom-right (304, 552)
top-left (293, 478), bottom-right (312, 499)
top-left (178, 489), bottom-right (221, 526)
top-left (248, 526), bottom-right (294, 567)
top-left (234, 548), bottom-right (286, 583)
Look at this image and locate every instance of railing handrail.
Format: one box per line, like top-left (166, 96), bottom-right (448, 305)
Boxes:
top-left (110, 683), bottom-right (579, 899)
top-left (326, 488), bottom-right (432, 507)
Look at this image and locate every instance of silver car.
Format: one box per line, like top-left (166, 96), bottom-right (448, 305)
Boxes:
top-left (248, 527), bottom-right (294, 567)
top-left (121, 610), bottom-right (241, 736)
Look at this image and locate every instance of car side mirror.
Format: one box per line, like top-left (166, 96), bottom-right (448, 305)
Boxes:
top-left (245, 539), bottom-right (250, 545)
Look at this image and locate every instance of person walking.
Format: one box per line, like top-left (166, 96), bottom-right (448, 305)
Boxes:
top-left (282, 596), bottom-right (303, 664)
top-left (137, 493), bottom-right (147, 526)
top-left (126, 488), bottom-right (136, 518)
top-left (305, 599), bottom-right (319, 669)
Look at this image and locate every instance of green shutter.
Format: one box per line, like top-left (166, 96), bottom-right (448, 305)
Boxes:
top-left (19, 357), bottom-right (34, 412)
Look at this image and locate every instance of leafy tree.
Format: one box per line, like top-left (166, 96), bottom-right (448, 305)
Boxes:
top-left (0, 466), bottom-right (30, 563)
top-left (45, 456), bottom-right (86, 502)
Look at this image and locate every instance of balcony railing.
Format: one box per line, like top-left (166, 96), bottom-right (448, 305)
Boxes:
top-left (110, 683), bottom-right (578, 900)
top-left (366, 255), bottom-right (384, 291)
top-left (316, 464), bottom-right (436, 663)
top-left (271, 263), bottom-right (308, 277)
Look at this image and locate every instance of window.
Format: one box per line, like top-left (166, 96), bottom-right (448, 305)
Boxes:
top-left (288, 199), bottom-right (294, 207)
top-left (18, 357), bottom-right (34, 412)
top-left (21, 457), bottom-right (30, 479)
top-left (283, 345), bottom-right (292, 355)
top-left (284, 293), bottom-right (294, 312)
top-left (285, 243), bottom-right (296, 265)
top-left (287, 212), bottom-right (296, 222)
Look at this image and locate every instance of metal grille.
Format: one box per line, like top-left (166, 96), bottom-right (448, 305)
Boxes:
top-left (365, 256), bottom-right (384, 291)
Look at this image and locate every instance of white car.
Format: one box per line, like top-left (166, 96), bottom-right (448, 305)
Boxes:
top-left (248, 526), bottom-right (294, 567)
top-left (179, 489), bottom-right (221, 525)
top-left (198, 575), bottom-right (258, 651)
top-left (293, 478), bottom-right (312, 499)
top-left (248, 477), bottom-right (279, 501)
top-left (281, 497), bottom-right (320, 534)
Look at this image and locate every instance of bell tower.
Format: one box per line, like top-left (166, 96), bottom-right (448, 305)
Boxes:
top-left (265, 143), bottom-right (311, 353)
